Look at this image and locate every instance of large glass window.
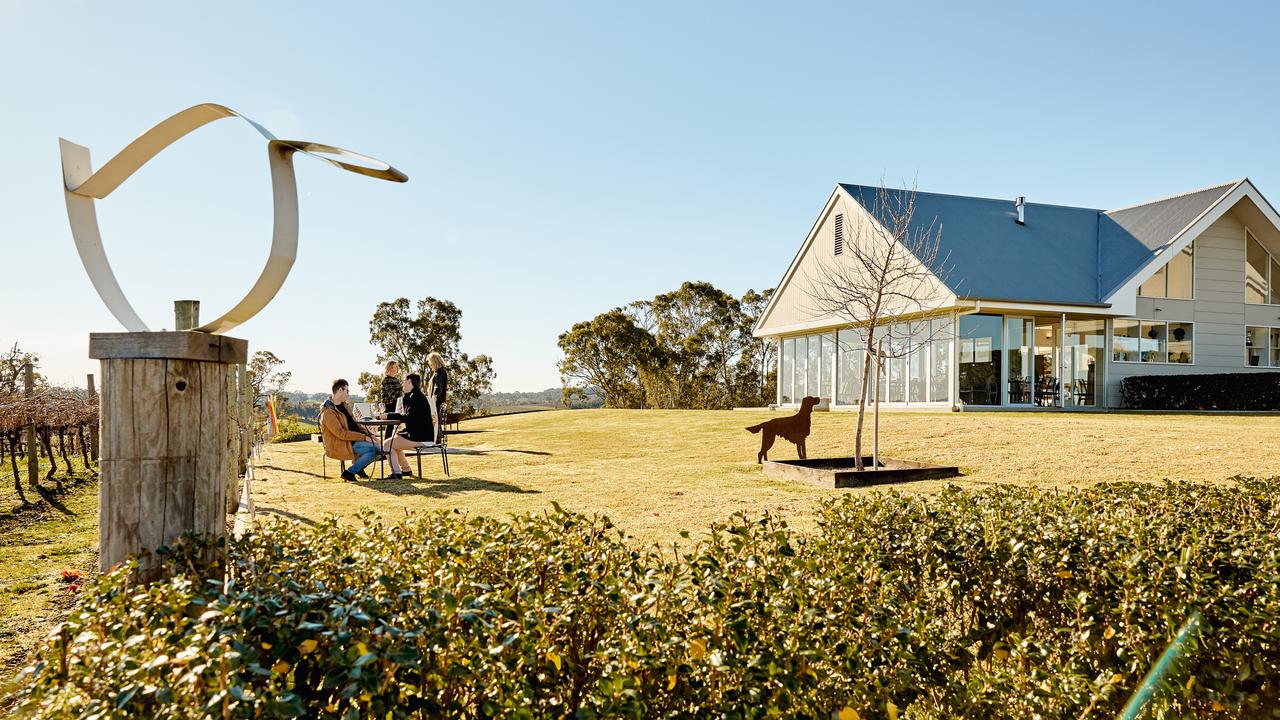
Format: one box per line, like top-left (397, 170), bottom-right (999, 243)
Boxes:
top-left (1168, 245), bottom-right (1193, 298)
top-left (806, 335), bottom-right (820, 400)
top-left (1246, 326), bottom-right (1270, 367)
top-left (958, 314), bottom-right (1002, 406)
top-left (794, 336), bottom-right (808, 399)
top-left (1167, 323), bottom-right (1193, 364)
top-left (836, 328), bottom-right (863, 405)
top-left (1114, 319), bottom-right (1192, 364)
top-left (1005, 317), bottom-right (1034, 404)
top-left (819, 333), bottom-right (835, 402)
top-left (1138, 243), bottom-right (1194, 299)
top-left (1140, 321), bottom-right (1166, 363)
top-left (909, 323), bottom-right (928, 403)
top-left (780, 338), bottom-right (794, 403)
top-left (1112, 319), bottom-right (1140, 362)
top-left (1064, 319), bottom-right (1105, 407)
top-left (1247, 231), bottom-right (1270, 304)
top-left (887, 354), bottom-right (906, 403)
top-left (1138, 264), bottom-right (1166, 298)
top-left (930, 317), bottom-right (951, 403)
top-left (1273, 259), bottom-right (1280, 306)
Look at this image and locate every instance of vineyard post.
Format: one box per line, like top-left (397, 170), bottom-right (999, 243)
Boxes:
top-left (90, 322), bottom-right (247, 578)
top-left (87, 373), bottom-right (99, 462)
top-left (24, 363), bottom-right (38, 489)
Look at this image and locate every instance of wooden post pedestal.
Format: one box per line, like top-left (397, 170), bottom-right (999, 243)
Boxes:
top-left (90, 331), bottom-right (248, 577)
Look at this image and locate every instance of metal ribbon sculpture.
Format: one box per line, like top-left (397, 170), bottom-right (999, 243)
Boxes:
top-left (60, 103), bottom-right (407, 334)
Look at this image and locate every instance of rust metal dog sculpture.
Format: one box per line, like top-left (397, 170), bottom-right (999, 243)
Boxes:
top-left (745, 396), bottom-right (820, 463)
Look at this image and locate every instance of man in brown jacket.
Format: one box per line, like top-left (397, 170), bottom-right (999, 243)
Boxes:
top-left (320, 378), bottom-right (379, 482)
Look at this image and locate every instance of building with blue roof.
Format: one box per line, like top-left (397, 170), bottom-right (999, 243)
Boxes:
top-left (754, 179), bottom-right (1280, 409)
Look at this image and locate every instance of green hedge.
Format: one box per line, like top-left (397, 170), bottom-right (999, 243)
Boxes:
top-left (8, 480), bottom-right (1280, 718)
top-left (1121, 371), bottom-right (1280, 410)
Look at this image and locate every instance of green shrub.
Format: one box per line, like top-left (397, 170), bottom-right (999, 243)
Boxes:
top-left (8, 480), bottom-right (1280, 718)
top-left (270, 417), bottom-right (317, 444)
top-left (1121, 371), bottom-right (1280, 410)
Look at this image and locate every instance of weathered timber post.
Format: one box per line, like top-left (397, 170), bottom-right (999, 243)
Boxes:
top-left (225, 365), bottom-right (239, 515)
top-left (24, 363), bottom-right (38, 488)
top-left (174, 300), bottom-right (200, 331)
top-left (87, 373), bottom-right (99, 461)
top-left (240, 366), bottom-right (252, 470)
top-left (90, 330), bottom-right (247, 577)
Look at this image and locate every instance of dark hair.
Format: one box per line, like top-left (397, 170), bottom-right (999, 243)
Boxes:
top-left (331, 378), bottom-right (349, 393)
top-left (404, 373), bottom-right (422, 391)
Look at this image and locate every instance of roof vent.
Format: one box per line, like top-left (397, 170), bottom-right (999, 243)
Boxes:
top-left (1015, 196), bottom-right (1025, 225)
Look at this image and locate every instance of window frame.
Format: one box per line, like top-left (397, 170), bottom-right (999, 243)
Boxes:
top-left (1245, 228), bottom-right (1278, 306)
top-left (1137, 241), bottom-right (1195, 300)
top-left (1245, 325), bottom-right (1280, 368)
top-left (1112, 318), bottom-right (1195, 365)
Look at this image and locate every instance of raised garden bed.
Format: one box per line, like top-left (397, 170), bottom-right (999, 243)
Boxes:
top-left (763, 456), bottom-right (960, 488)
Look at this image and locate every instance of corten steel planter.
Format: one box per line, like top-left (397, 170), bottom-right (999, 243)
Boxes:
top-left (763, 456), bottom-right (960, 488)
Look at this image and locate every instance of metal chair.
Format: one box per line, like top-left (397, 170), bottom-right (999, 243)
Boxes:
top-left (315, 434), bottom-right (346, 479)
top-left (408, 408), bottom-right (450, 478)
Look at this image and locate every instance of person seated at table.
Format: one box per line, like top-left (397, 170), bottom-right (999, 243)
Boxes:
top-left (380, 360), bottom-right (403, 414)
top-left (377, 373), bottom-right (434, 480)
top-left (320, 378), bottom-right (379, 483)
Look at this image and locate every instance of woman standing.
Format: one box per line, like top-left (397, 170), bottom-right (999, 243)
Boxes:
top-left (426, 352), bottom-right (448, 440)
top-left (380, 361), bottom-right (402, 414)
top-left (378, 373), bottom-right (432, 479)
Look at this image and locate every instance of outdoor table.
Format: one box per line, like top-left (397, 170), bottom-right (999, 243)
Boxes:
top-left (357, 418), bottom-right (400, 479)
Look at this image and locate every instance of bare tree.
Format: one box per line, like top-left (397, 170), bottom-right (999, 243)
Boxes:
top-left (804, 183), bottom-right (950, 469)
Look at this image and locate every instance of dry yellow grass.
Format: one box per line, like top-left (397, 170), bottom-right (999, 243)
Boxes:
top-left (251, 408), bottom-right (1280, 546)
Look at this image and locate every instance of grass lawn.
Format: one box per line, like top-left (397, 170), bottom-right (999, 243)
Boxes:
top-left (0, 465), bottom-right (99, 683)
top-left (250, 408), bottom-right (1280, 546)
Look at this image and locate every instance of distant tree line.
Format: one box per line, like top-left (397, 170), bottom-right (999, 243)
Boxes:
top-left (477, 387), bottom-right (604, 411)
top-left (557, 282), bottom-right (776, 409)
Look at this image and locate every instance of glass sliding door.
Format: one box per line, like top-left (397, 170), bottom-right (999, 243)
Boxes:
top-left (1034, 319), bottom-right (1061, 406)
top-left (1064, 319), bottom-right (1104, 407)
top-left (958, 314), bottom-right (1002, 405)
top-left (836, 328), bottom-right (864, 406)
top-left (930, 317), bottom-right (952, 403)
top-left (1004, 317), bottom-right (1034, 405)
top-left (909, 322), bottom-right (928, 403)
top-left (794, 336), bottom-right (808, 400)
top-left (780, 338), bottom-right (794, 403)
top-left (819, 333), bottom-right (835, 403)
top-left (806, 336), bottom-right (820, 400)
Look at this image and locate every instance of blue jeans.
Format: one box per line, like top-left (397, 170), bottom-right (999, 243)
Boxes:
top-left (348, 441), bottom-right (379, 475)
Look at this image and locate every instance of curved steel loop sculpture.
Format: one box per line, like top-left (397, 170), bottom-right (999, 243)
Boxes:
top-left (60, 103), bottom-right (407, 334)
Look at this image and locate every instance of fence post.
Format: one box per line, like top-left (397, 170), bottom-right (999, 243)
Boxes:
top-left (24, 363), bottom-right (38, 489)
top-left (87, 373), bottom-right (100, 462)
top-left (90, 329), bottom-right (247, 578)
top-left (240, 366), bottom-right (252, 469)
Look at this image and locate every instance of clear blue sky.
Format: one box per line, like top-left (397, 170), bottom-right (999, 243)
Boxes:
top-left (3, 1), bottom-right (1278, 393)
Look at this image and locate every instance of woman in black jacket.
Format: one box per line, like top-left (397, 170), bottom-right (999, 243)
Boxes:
top-left (426, 352), bottom-right (448, 434)
top-left (378, 373), bottom-right (433, 479)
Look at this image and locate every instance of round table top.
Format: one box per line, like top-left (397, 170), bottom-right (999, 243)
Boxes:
top-left (356, 418), bottom-right (400, 426)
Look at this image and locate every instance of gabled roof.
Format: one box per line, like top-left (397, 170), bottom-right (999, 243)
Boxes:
top-left (840, 184), bottom-right (1103, 305)
top-left (837, 180), bottom-right (1251, 306)
top-left (1098, 181), bottom-right (1240, 297)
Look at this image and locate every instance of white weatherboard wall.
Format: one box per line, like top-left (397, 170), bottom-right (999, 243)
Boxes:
top-left (1106, 211), bottom-right (1278, 406)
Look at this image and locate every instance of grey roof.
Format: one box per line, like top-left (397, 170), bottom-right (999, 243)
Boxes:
top-left (1098, 182), bottom-right (1238, 297)
top-left (838, 181), bottom-right (1241, 305)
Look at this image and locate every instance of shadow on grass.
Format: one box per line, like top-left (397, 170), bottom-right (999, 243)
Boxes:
top-left (362, 475), bottom-right (541, 499)
top-left (255, 506), bottom-right (320, 527)
top-left (258, 464), bottom-right (325, 479)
